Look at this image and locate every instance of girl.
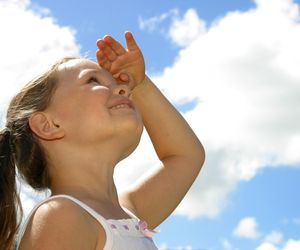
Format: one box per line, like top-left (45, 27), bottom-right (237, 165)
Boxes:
top-left (0, 31), bottom-right (205, 249)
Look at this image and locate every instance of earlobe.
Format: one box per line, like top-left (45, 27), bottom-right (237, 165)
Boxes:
top-left (29, 112), bottom-right (64, 140)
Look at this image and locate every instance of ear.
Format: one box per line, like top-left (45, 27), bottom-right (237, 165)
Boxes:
top-left (29, 112), bottom-right (65, 140)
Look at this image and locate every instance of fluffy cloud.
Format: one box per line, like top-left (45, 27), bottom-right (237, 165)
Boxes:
top-left (233, 217), bottom-right (261, 239)
top-left (229, 218), bottom-right (298, 250)
top-left (138, 9), bottom-right (179, 33)
top-left (138, 7), bottom-right (206, 47)
top-left (256, 239), bottom-right (300, 250)
top-left (263, 231), bottom-right (284, 245)
top-left (283, 240), bottom-right (300, 250)
top-left (136, 0), bottom-right (300, 218)
top-left (0, 0), bottom-right (79, 113)
top-left (222, 218), bottom-right (300, 250)
top-left (168, 8), bottom-right (206, 47)
top-left (256, 242), bottom-right (279, 250)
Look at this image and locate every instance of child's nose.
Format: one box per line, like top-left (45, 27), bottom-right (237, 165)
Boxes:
top-left (112, 84), bottom-right (131, 97)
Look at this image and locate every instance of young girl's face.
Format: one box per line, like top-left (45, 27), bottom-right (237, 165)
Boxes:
top-left (47, 58), bottom-right (143, 149)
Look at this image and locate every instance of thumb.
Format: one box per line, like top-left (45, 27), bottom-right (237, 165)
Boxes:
top-left (113, 72), bottom-right (129, 83)
top-left (125, 31), bottom-right (139, 51)
top-left (119, 72), bottom-right (129, 82)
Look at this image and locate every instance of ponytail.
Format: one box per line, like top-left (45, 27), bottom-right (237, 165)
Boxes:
top-left (0, 128), bottom-right (22, 249)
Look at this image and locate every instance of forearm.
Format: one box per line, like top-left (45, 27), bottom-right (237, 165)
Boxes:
top-left (97, 32), bottom-right (206, 226)
top-left (132, 76), bottom-right (205, 166)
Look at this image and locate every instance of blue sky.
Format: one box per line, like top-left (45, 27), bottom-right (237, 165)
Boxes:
top-left (1, 0), bottom-right (300, 249)
top-left (29, 0), bottom-right (257, 73)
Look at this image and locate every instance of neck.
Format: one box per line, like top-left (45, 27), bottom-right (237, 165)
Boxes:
top-left (49, 143), bottom-right (121, 205)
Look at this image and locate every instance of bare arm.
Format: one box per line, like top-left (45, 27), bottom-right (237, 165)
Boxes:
top-left (96, 32), bottom-right (205, 229)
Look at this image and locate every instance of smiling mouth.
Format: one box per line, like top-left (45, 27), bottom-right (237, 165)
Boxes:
top-left (111, 103), bottom-right (133, 110)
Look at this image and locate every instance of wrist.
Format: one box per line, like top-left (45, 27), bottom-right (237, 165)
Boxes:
top-left (132, 75), bottom-right (150, 96)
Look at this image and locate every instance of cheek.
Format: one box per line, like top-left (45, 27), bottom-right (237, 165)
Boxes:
top-left (55, 97), bottom-right (79, 120)
top-left (49, 95), bottom-right (87, 131)
top-left (50, 87), bottom-right (111, 131)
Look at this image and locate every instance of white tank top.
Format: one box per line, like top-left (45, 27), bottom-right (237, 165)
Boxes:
top-left (16, 194), bottom-right (158, 250)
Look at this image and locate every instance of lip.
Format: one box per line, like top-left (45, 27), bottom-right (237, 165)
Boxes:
top-left (109, 97), bottom-right (135, 110)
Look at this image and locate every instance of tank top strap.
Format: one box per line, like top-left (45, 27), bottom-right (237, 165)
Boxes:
top-left (16, 194), bottom-right (114, 250)
top-left (49, 194), bottom-right (111, 226)
top-left (122, 206), bottom-right (138, 219)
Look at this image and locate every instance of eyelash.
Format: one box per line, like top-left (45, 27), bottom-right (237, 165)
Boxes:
top-left (87, 76), bottom-right (101, 84)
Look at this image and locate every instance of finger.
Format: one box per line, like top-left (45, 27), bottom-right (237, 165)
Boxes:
top-left (124, 31), bottom-right (139, 52)
top-left (96, 39), bottom-right (117, 62)
top-left (96, 49), bottom-right (106, 64)
top-left (101, 59), bottom-right (112, 71)
top-left (103, 35), bottom-right (126, 56)
top-left (96, 50), bottom-right (111, 71)
top-left (112, 72), bottom-right (129, 83)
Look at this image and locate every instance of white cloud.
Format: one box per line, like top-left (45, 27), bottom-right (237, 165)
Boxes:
top-left (18, 182), bottom-right (49, 217)
top-left (256, 242), bottom-right (279, 250)
top-left (142, 0), bottom-right (300, 218)
top-left (256, 239), bottom-right (300, 250)
top-left (138, 9), bottom-right (178, 32)
top-left (0, 0), bottom-right (80, 215)
top-left (222, 239), bottom-right (234, 250)
top-left (0, 0), bottom-right (30, 8)
top-left (168, 8), bottom-right (206, 47)
top-left (254, 0), bottom-right (299, 19)
top-left (139, 8), bottom-right (206, 47)
top-left (264, 231), bottom-right (284, 245)
top-left (283, 239), bottom-right (300, 250)
top-left (233, 217), bottom-right (261, 239)
top-left (158, 243), bottom-right (169, 250)
top-left (115, 131), bottom-right (159, 190)
top-left (0, 0), bottom-right (79, 112)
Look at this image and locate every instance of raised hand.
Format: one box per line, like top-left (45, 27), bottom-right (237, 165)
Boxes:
top-left (96, 31), bottom-right (145, 89)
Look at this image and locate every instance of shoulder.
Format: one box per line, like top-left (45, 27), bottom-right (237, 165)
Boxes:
top-left (19, 197), bottom-right (105, 250)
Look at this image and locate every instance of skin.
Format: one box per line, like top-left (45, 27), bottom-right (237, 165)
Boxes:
top-left (19, 32), bottom-right (205, 250)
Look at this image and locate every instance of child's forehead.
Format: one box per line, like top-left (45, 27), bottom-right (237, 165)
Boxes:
top-left (58, 58), bottom-right (100, 75)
